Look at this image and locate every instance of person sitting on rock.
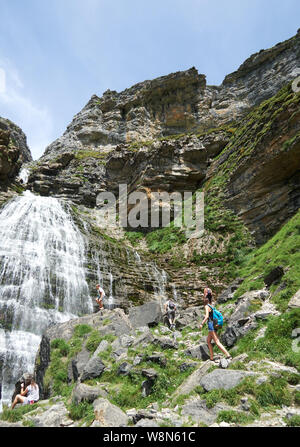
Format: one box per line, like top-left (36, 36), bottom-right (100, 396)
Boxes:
top-left (164, 299), bottom-right (177, 330)
top-left (199, 287), bottom-right (232, 363)
top-left (11, 377), bottom-right (39, 409)
top-left (96, 284), bottom-right (105, 311)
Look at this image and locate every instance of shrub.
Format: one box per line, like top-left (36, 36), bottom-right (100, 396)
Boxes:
top-left (50, 339), bottom-right (70, 357)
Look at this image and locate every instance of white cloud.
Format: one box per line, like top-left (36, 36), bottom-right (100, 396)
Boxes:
top-left (0, 58), bottom-right (54, 160)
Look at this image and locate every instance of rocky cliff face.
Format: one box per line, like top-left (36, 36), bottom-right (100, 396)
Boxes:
top-left (0, 117), bottom-right (32, 205)
top-left (0, 117), bottom-right (32, 183)
top-left (27, 30), bottom-right (300, 246)
top-left (41, 30), bottom-right (300, 162)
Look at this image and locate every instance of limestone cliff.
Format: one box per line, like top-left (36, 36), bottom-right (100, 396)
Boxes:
top-left (41, 30), bottom-right (300, 161)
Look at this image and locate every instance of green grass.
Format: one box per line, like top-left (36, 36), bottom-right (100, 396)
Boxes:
top-left (68, 401), bottom-right (95, 426)
top-left (234, 209), bottom-right (300, 313)
top-left (232, 310), bottom-right (300, 369)
top-left (98, 346), bottom-right (197, 411)
top-left (196, 375), bottom-right (292, 416)
top-left (73, 324), bottom-right (93, 337)
top-left (145, 224), bottom-right (187, 254)
top-left (216, 410), bottom-right (255, 425)
top-left (285, 415), bottom-right (300, 427)
top-left (74, 150), bottom-right (107, 161)
top-left (0, 403), bottom-right (39, 423)
top-left (125, 231), bottom-right (144, 246)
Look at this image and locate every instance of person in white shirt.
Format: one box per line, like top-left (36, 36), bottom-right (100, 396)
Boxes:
top-left (11, 377), bottom-right (39, 409)
top-left (96, 284), bottom-right (106, 310)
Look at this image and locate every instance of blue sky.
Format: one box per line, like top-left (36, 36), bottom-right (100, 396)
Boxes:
top-left (0, 0), bottom-right (299, 159)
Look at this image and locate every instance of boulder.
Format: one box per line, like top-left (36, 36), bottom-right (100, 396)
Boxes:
top-left (128, 301), bottom-right (163, 328)
top-left (80, 356), bottom-right (105, 382)
top-left (72, 382), bottom-right (107, 404)
top-left (184, 343), bottom-right (210, 361)
top-left (141, 369), bottom-right (158, 397)
top-left (146, 353), bottom-right (167, 367)
top-left (181, 398), bottom-right (230, 426)
top-left (288, 289), bottom-right (300, 309)
top-left (117, 362), bottom-right (132, 376)
top-left (173, 361), bottom-right (211, 398)
top-left (153, 336), bottom-right (178, 350)
top-left (217, 278), bottom-right (244, 303)
top-left (68, 347), bottom-right (90, 382)
top-left (93, 398), bottom-right (128, 427)
top-left (264, 266), bottom-right (284, 287)
top-left (200, 369), bottom-right (257, 391)
top-left (24, 401), bottom-right (73, 427)
top-left (135, 418), bottom-right (159, 427)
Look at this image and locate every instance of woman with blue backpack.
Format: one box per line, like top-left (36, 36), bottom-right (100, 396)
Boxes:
top-left (199, 287), bottom-right (232, 363)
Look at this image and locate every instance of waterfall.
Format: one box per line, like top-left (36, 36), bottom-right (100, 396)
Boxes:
top-left (17, 168), bottom-right (30, 185)
top-left (0, 191), bottom-right (93, 407)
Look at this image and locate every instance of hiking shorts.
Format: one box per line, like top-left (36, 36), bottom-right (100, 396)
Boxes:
top-left (167, 310), bottom-right (175, 321)
top-left (208, 321), bottom-right (216, 332)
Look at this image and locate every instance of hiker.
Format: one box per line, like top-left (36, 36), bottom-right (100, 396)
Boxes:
top-left (164, 299), bottom-right (176, 330)
top-left (96, 284), bottom-right (105, 310)
top-left (11, 377), bottom-right (39, 409)
top-left (199, 287), bottom-right (232, 363)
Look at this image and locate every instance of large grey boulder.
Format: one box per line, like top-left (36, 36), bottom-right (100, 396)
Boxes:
top-left (80, 355), bottom-right (105, 382)
top-left (184, 343), bottom-right (210, 361)
top-left (153, 336), bottom-right (178, 350)
top-left (200, 369), bottom-right (257, 392)
top-left (72, 382), bottom-right (108, 404)
top-left (24, 401), bottom-right (73, 427)
top-left (221, 290), bottom-right (268, 347)
top-left (93, 398), bottom-right (128, 427)
top-left (173, 361), bottom-right (211, 398)
top-left (135, 418), bottom-right (159, 427)
top-left (217, 278), bottom-right (244, 303)
top-left (181, 398), bottom-right (230, 426)
top-left (128, 301), bottom-right (163, 328)
top-left (68, 347), bottom-right (90, 382)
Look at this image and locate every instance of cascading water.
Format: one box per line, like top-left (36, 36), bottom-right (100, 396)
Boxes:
top-left (17, 168), bottom-right (30, 185)
top-left (0, 190), bottom-right (93, 407)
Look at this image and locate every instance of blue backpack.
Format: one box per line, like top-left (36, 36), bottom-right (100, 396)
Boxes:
top-left (208, 304), bottom-right (224, 329)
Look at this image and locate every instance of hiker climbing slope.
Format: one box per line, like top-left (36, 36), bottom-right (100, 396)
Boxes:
top-left (164, 299), bottom-right (177, 330)
top-left (199, 287), bottom-right (232, 363)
